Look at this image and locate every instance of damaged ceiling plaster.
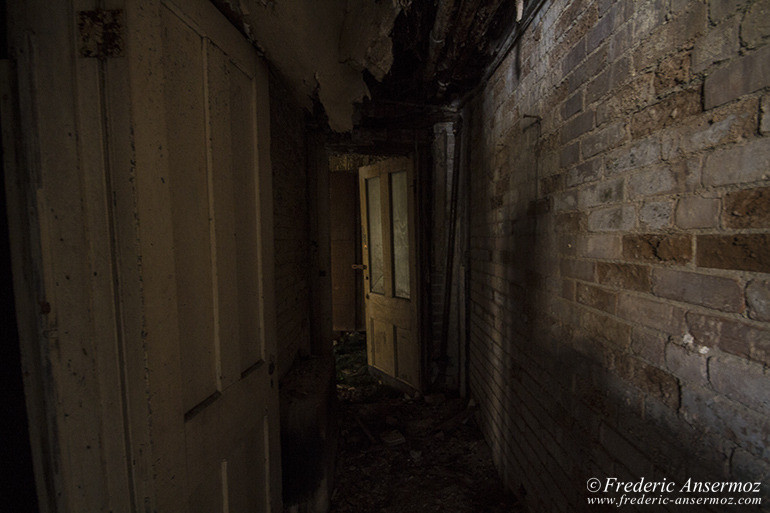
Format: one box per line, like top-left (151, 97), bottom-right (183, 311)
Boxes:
top-left (213, 0), bottom-right (407, 132)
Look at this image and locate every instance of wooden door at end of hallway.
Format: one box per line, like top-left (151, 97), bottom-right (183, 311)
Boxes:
top-left (359, 157), bottom-right (421, 391)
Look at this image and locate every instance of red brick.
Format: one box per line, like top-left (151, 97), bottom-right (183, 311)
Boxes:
top-left (596, 73), bottom-right (655, 125)
top-left (675, 196), bottom-right (720, 229)
top-left (586, 8), bottom-right (614, 53)
top-left (562, 91), bottom-right (584, 120)
top-left (684, 311), bottom-right (770, 364)
top-left (610, 55), bottom-right (632, 90)
top-left (579, 234), bottom-right (622, 259)
top-left (704, 44), bottom-right (770, 109)
top-left (746, 279), bottom-right (770, 322)
top-left (696, 234), bottom-right (770, 273)
top-left (555, 212), bottom-right (584, 233)
top-left (569, 44), bottom-right (609, 94)
top-left (582, 121), bottom-right (627, 158)
top-left (703, 137), bottom-right (770, 186)
top-left (639, 201), bottom-right (673, 230)
top-left (596, 262), bottom-right (652, 292)
top-left (580, 308), bottom-right (631, 347)
top-left (709, 0), bottom-right (749, 24)
top-left (567, 158), bottom-right (603, 186)
top-left (561, 38), bottom-right (587, 75)
top-left (721, 319), bottom-right (770, 365)
top-left (628, 159), bottom-right (699, 197)
top-left (617, 293), bottom-right (685, 335)
top-left (554, 190), bottom-right (578, 212)
top-left (762, 93), bottom-right (770, 135)
top-left (562, 279), bottom-right (576, 300)
top-left (674, 97), bottom-right (758, 156)
top-left (560, 258), bottom-right (595, 281)
top-left (692, 16), bottom-right (739, 72)
top-left (709, 355), bottom-right (770, 413)
top-left (588, 205), bottom-right (636, 232)
top-left (576, 283), bottom-right (617, 313)
top-left (540, 174), bottom-right (563, 195)
top-left (578, 177), bottom-right (624, 208)
top-left (560, 141), bottom-right (580, 168)
top-left (630, 88), bottom-right (702, 138)
top-left (608, 20), bottom-right (633, 61)
top-left (633, 2), bottom-right (706, 70)
top-left (680, 386), bottom-right (768, 461)
top-left (586, 68), bottom-right (610, 105)
top-left (604, 137), bottom-right (661, 175)
top-left (560, 109), bottom-right (595, 144)
top-left (622, 234), bottom-right (693, 264)
top-left (655, 52), bottom-right (691, 91)
top-left (723, 187), bottom-right (770, 229)
top-left (652, 268), bottom-right (744, 313)
top-left (615, 354), bottom-right (680, 409)
top-left (665, 343), bottom-right (708, 384)
top-left (630, 327), bottom-right (666, 366)
top-left (742, 0), bottom-right (770, 48)
top-left (685, 312), bottom-right (723, 348)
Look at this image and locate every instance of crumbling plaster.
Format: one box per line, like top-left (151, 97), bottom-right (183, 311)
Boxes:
top-left (215, 0), bottom-right (405, 132)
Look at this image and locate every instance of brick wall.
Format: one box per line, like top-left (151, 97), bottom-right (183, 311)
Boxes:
top-left (467, 0), bottom-right (770, 510)
top-left (270, 72), bottom-right (312, 378)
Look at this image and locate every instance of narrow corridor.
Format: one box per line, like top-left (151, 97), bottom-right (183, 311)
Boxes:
top-left (6, 1), bottom-right (770, 511)
top-left (329, 334), bottom-right (521, 513)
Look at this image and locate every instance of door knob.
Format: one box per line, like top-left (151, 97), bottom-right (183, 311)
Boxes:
top-left (351, 264), bottom-right (367, 270)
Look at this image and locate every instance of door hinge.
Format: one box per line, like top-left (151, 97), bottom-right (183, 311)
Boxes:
top-left (78, 10), bottom-right (124, 59)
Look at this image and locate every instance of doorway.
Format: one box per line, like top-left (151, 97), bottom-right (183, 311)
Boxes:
top-left (327, 152), bottom-right (423, 394)
top-left (329, 169), bottom-right (365, 333)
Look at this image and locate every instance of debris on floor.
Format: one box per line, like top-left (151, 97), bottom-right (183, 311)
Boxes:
top-left (329, 333), bottom-right (523, 513)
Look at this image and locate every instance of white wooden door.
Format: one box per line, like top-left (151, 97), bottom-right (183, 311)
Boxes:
top-left (130, 1), bottom-right (282, 511)
top-left (359, 157), bottom-right (421, 391)
top-left (4, 0), bottom-right (279, 510)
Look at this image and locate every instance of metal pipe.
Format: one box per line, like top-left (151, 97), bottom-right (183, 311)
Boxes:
top-left (435, 115), bottom-right (463, 387)
top-left (424, 0), bottom-right (456, 81)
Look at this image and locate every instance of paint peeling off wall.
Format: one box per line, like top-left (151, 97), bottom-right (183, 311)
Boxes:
top-left (217, 0), bottom-right (404, 132)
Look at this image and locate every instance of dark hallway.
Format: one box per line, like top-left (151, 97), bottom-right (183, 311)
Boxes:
top-left (3, 0), bottom-right (770, 512)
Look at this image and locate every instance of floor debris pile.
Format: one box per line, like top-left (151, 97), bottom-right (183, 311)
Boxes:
top-left (329, 333), bottom-right (523, 513)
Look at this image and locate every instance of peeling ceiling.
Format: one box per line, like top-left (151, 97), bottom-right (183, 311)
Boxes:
top-left (212, 0), bottom-right (520, 133)
top-left (213, 0), bottom-right (406, 132)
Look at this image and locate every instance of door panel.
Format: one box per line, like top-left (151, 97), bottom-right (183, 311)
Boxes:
top-left (163, 8), bottom-right (218, 411)
top-left (359, 157), bottom-right (420, 391)
top-left (365, 176), bottom-right (385, 294)
top-left (390, 170), bottom-right (410, 299)
top-left (154, 1), bottom-right (279, 511)
top-left (396, 327), bottom-right (419, 385)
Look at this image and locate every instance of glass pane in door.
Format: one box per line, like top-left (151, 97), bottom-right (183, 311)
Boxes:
top-left (390, 171), bottom-right (410, 299)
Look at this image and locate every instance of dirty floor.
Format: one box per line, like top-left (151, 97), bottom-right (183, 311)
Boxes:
top-left (329, 333), bottom-right (523, 513)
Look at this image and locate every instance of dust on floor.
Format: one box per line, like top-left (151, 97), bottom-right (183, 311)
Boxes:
top-left (330, 333), bottom-right (523, 513)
